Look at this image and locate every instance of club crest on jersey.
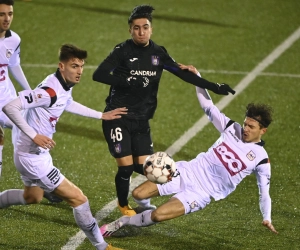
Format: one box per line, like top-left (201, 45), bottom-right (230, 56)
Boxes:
top-left (246, 150), bottom-right (256, 161)
top-left (189, 201), bottom-right (199, 210)
top-left (114, 143), bottom-right (121, 154)
top-left (6, 49), bottom-right (12, 58)
top-left (151, 55), bottom-right (159, 65)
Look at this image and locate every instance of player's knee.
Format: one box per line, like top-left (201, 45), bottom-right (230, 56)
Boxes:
top-left (24, 195), bottom-right (43, 204)
top-left (150, 209), bottom-right (163, 222)
top-left (132, 187), bottom-right (143, 199)
top-left (116, 165), bottom-right (134, 179)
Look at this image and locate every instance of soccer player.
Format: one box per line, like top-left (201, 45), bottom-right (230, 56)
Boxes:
top-left (99, 65), bottom-right (278, 237)
top-left (0, 0), bottom-right (62, 203)
top-left (0, 44), bottom-right (126, 250)
top-left (92, 4), bottom-right (235, 216)
top-left (0, 0), bottom-right (31, 174)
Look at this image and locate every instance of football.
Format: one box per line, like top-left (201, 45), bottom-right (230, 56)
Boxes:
top-left (143, 151), bottom-right (177, 184)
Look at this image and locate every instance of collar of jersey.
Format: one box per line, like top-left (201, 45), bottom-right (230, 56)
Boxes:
top-left (55, 68), bottom-right (75, 91)
top-left (5, 30), bottom-right (12, 38)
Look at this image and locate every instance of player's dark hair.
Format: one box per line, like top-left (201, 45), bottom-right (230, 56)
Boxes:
top-left (58, 44), bottom-right (87, 62)
top-left (0, 0), bottom-right (14, 5)
top-left (128, 5), bottom-right (155, 25)
top-left (245, 103), bottom-right (273, 128)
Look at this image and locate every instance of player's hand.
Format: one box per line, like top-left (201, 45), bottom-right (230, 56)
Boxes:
top-left (262, 220), bottom-right (278, 234)
top-left (102, 107), bottom-right (128, 120)
top-left (126, 76), bottom-right (149, 88)
top-left (215, 83), bottom-right (236, 95)
top-left (178, 63), bottom-right (200, 76)
top-left (33, 134), bottom-right (56, 150)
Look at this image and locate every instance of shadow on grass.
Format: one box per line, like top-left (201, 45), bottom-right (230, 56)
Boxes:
top-left (27, 1), bottom-right (237, 28)
top-left (56, 121), bottom-right (104, 141)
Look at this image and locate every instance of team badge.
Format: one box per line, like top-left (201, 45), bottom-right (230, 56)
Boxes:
top-left (114, 143), bottom-right (121, 154)
top-left (37, 94), bottom-right (42, 98)
top-left (151, 55), bottom-right (159, 66)
top-left (6, 49), bottom-right (12, 58)
top-left (246, 150), bottom-right (256, 161)
top-left (189, 201), bottom-right (200, 210)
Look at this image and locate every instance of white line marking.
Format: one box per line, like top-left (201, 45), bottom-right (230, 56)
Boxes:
top-left (22, 63), bottom-right (300, 78)
top-left (62, 26), bottom-right (300, 249)
top-left (168, 26), bottom-right (300, 156)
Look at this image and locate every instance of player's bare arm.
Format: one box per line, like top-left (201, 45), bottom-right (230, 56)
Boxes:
top-left (262, 220), bottom-right (278, 234)
top-left (101, 107), bottom-right (128, 120)
top-left (33, 134), bottom-right (56, 150)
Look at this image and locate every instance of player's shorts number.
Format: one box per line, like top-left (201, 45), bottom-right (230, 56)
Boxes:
top-left (110, 127), bottom-right (123, 142)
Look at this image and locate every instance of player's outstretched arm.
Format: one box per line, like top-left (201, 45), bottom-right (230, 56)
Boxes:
top-left (176, 63), bottom-right (235, 95)
top-left (178, 63), bottom-right (200, 76)
top-left (101, 107), bottom-right (128, 120)
top-left (262, 220), bottom-right (278, 234)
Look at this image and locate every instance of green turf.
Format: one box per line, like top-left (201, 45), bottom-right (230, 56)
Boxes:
top-left (1, 0), bottom-right (300, 249)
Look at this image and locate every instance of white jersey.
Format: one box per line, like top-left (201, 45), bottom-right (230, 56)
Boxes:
top-left (0, 30), bottom-right (21, 104)
top-left (183, 105), bottom-right (271, 202)
top-left (15, 72), bottom-right (73, 154)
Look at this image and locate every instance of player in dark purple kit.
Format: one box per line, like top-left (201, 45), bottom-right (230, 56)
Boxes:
top-left (93, 5), bottom-right (235, 216)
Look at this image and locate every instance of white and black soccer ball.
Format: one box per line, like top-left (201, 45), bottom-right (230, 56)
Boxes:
top-left (143, 151), bottom-right (177, 184)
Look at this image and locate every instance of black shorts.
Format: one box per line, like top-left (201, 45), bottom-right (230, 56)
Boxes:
top-left (102, 117), bottom-right (154, 158)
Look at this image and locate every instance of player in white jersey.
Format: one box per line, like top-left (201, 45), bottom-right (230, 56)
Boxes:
top-left (0, 0), bottom-right (31, 176)
top-left (0, 44), bottom-right (125, 250)
top-left (99, 64), bottom-right (278, 237)
top-left (0, 0), bottom-right (61, 203)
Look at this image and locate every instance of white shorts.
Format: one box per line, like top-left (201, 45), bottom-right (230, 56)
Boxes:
top-left (158, 161), bottom-right (211, 214)
top-left (14, 151), bottom-right (65, 192)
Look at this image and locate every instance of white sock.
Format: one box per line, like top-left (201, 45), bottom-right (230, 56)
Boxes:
top-left (122, 210), bottom-right (156, 227)
top-left (133, 197), bottom-right (151, 208)
top-left (0, 189), bottom-right (26, 208)
top-left (73, 200), bottom-right (107, 248)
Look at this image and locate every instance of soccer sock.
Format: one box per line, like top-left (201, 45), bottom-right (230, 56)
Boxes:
top-left (134, 163), bottom-right (145, 175)
top-left (121, 210), bottom-right (155, 227)
top-left (133, 197), bottom-right (151, 208)
top-left (115, 164), bottom-right (134, 207)
top-left (73, 200), bottom-right (106, 248)
top-left (0, 189), bottom-right (26, 208)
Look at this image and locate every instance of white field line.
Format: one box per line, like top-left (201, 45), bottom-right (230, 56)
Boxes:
top-left (22, 63), bottom-right (300, 78)
top-left (62, 26), bottom-right (300, 250)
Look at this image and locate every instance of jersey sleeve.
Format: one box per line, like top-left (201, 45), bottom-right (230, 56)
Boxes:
top-left (196, 87), bottom-right (231, 132)
top-left (92, 45), bottom-right (128, 86)
top-left (8, 42), bottom-right (21, 67)
top-left (254, 160), bottom-right (272, 221)
top-left (18, 88), bottom-right (55, 109)
top-left (161, 48), bottom-right (219, 93)
top-left (65, 100), bottom-right (102, 119)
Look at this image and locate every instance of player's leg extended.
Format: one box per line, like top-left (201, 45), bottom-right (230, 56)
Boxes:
top-left (54, 178), bottom-right (119, 250)
top-left (100, 197), bottom-right (185, 237)
top-left (0, 185), bottom-right (43, 208)
top-left (132, 179), bottom-right (158, 213)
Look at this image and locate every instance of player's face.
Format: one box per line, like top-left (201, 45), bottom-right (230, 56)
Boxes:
top-left (129, 18), bottom-right (152, 47)
top-left (242, 117), bottom-right (266, 143)
top-left (59, 58), bottom-right (85, 85)
top-left (0, 4), bottom-right (13, 36)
